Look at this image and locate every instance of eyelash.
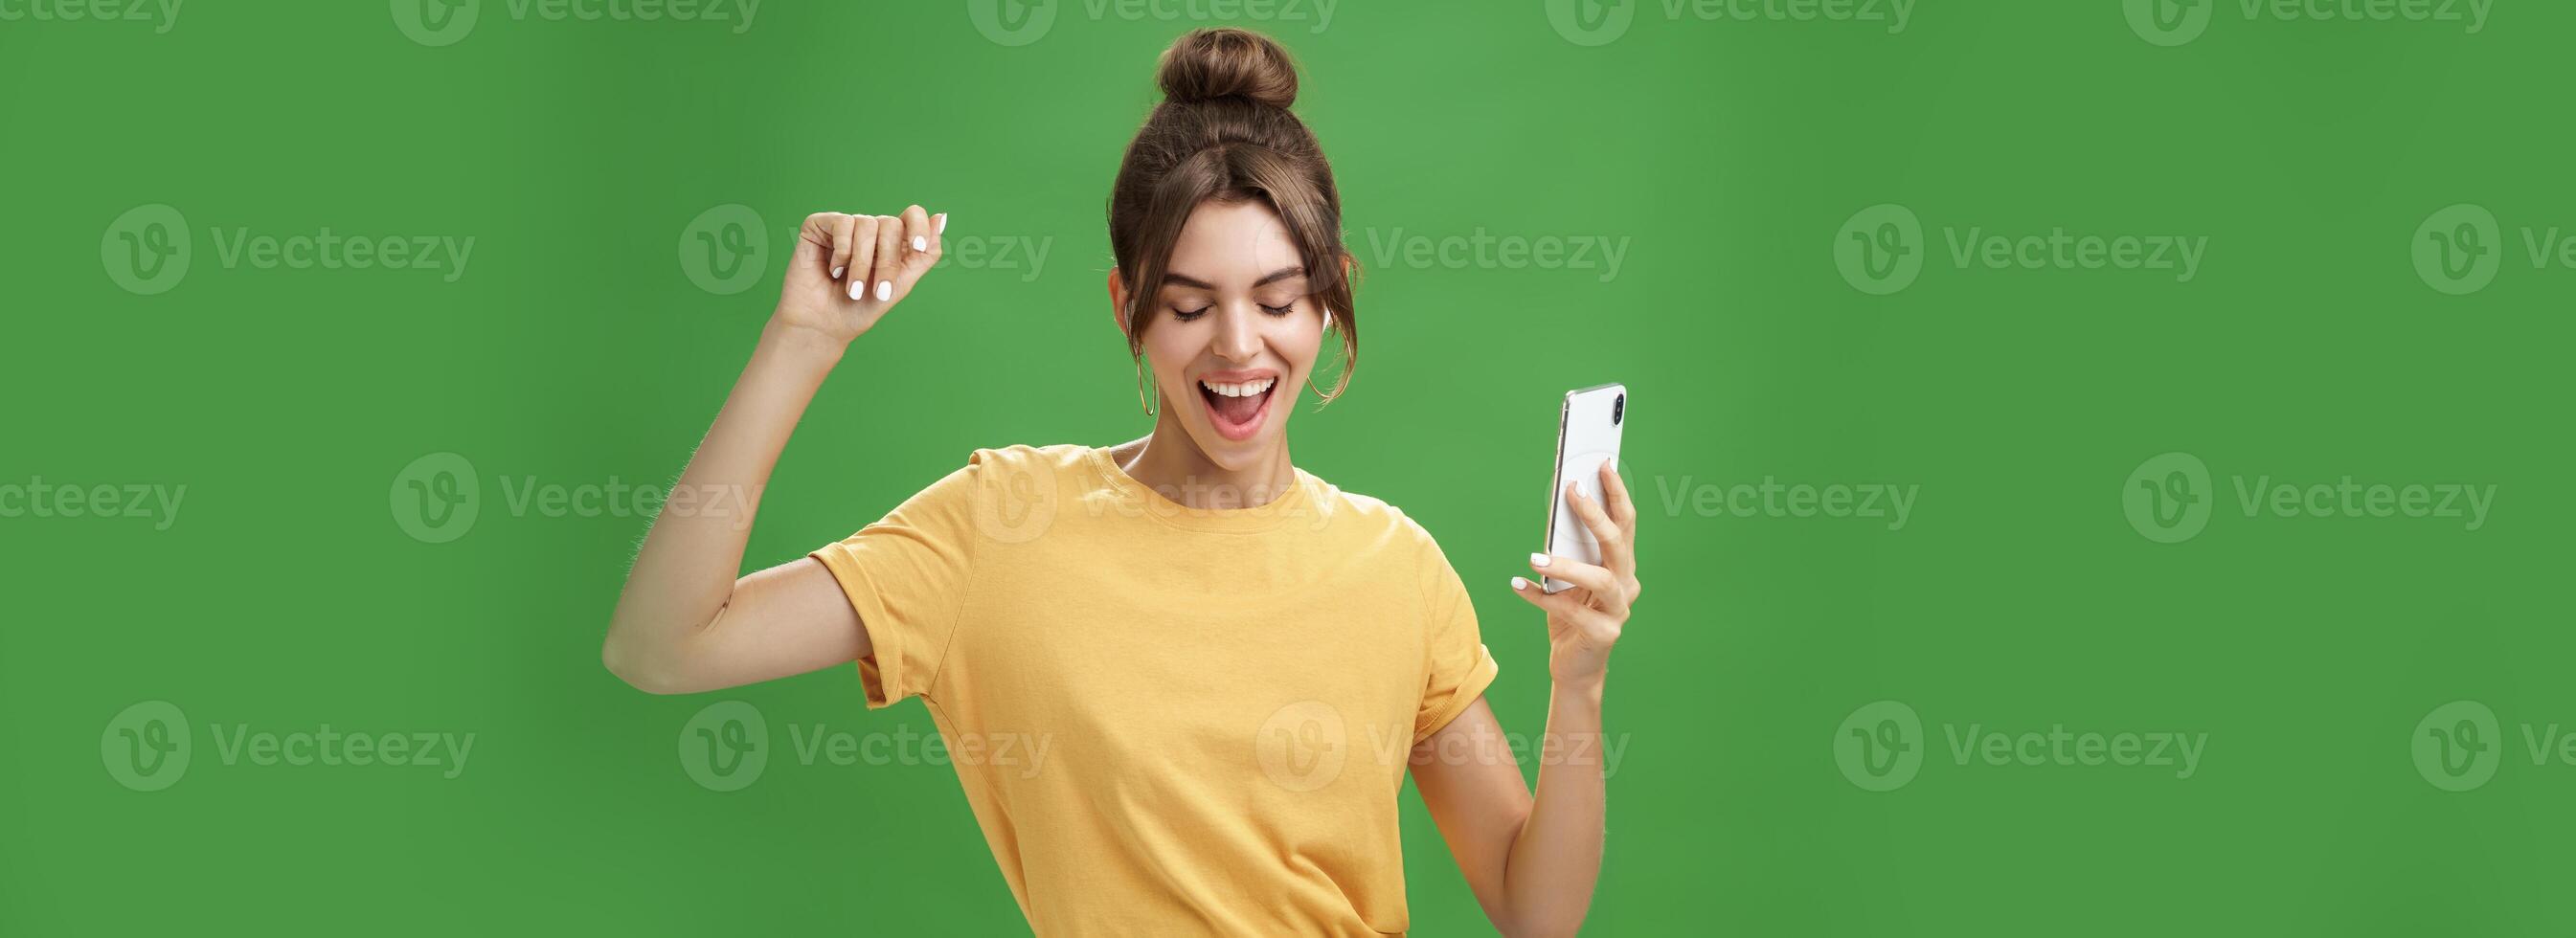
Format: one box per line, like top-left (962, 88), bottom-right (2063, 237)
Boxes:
top-left (1172, 301), bottom-right (1297, 322)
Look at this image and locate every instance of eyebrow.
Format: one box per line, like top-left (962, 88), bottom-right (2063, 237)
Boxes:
top-left (1163, 265), bottom-right (1307, 291)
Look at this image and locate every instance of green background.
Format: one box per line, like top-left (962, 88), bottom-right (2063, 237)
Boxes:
top-left (5, 0), bottom-right (2567, 933)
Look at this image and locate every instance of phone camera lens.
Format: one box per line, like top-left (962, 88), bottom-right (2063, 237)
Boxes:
top-left (1613, 394), bottom-right (1624, 425)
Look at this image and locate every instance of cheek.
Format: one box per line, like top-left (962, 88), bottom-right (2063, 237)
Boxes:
top-left (1142, 324), bottom-right (1201, 382)
top-left (1277, 312), bottom-right (1325, 369)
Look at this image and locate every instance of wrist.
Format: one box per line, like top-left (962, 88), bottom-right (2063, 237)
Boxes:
top-left (1548, 644), bottom-right (1611, 695)
top-left (759, 316), bottom-right (851, 367)
top-left (1550, 667), bottom-right (1608, 705)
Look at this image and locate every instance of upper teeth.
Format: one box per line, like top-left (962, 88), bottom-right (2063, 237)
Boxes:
top-left (1202, 377), bottom-right (1275, 398)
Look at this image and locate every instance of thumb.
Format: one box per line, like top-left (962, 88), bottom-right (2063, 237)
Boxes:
top-left (787, 216), bottom-right (835, 276)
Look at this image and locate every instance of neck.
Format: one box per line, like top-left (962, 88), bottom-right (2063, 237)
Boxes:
top-left (1116, 408), bottom-right (1296, 510)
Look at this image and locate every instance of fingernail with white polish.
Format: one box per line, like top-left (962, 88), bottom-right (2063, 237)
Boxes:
top-left (935, 213), bottom-right (948, 234)
top-left (831, 266), bottom-right (846, 279)
top-left (1529, 552), bottom-right (1551, 568)
top-left (912, 235), bottom-right (926, 252)
top-left (874, 280), bottom-right (892, 302)
top-left (1510, 576), bottom-right (1529, 591)
top-left (847, 278), bottom-right (865, 301)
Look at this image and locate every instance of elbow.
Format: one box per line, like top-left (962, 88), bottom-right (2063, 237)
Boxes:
top-left (1494, 892), bottom-right (1592, 938)
top-left (602, 632), bottom-right (693, 696)
top-left (1499, 917), bottom-right (1584, 938)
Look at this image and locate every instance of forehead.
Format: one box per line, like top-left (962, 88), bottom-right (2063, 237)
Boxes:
top-left (1166, 198), bottom-right (1301, 282)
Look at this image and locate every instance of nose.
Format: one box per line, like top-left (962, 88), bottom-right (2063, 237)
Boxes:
top-left (1209, 302), bottom-right (1263, 364)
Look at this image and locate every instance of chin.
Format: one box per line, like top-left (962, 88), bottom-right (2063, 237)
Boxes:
top-left (1190, 430), bottom-right (1280, 473)
top-left (1181, 408), bottom-right (1285, 471)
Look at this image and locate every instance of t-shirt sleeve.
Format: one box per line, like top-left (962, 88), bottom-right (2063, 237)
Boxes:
top-left (1412, 525), bottom-right (1500, 745)
top-left (808, 458), bottom-right (983, 709)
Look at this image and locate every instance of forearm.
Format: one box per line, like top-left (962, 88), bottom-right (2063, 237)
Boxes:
top-left (603, 319), bottom-right (843, 681)
top-left (1499, 678), bottom-right (1608, 937)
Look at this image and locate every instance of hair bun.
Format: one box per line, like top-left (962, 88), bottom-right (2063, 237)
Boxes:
top-left (1156, 28), bottom-right (1298, 109)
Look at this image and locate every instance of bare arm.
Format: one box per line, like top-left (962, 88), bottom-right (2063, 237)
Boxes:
top-left (1412, 688), bottom-right (1608, 938)
top-left (1413, 460), bottom-right (1639, 937)
top-left (603, 206), bottom-right (945, 695)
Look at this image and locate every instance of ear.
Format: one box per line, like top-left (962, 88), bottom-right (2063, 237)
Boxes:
top-left (1106, 267), bottom-right (1128, 336)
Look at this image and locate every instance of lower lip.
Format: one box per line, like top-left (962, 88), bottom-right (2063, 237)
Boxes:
top-left (1200, 383), bottom-right (1276, 441)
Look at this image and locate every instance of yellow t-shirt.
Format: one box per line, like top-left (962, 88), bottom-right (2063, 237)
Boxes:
top-left (809, 443), bottom-right (1498, 937)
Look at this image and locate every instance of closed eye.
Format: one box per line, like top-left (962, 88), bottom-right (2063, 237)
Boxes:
top-left (1173, 302), bottom-right (1295, 320)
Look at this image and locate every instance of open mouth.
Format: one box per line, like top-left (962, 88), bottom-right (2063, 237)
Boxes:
top-left (1196, 372), bottom-right (1277, 441)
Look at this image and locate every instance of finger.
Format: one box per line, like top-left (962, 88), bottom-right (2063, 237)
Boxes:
top-left (1528, 552), bottom-right (1619, 603)
top-left (845, 214), bottom-right (880, 302)
top-left (868, 212), bottom-right (905, 304)
top-left (893, 204), bottom-right (941, 296)
top-left (1600, 458), bottom-right (1638, 530)
top-left (1565, 481), bottom-right (1632, 575)
top-left (795, 212), bottom-right (838, 272)
top-left (827, 212), bottom-right (858, 281)
top-left (1509, 575), bottom-right (1591, 616)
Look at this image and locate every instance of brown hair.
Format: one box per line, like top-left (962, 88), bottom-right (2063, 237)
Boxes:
top-left (1109, 27), bottom-right (1358, 403)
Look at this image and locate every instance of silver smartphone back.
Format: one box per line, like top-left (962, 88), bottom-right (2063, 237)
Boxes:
top-left (1544, 383), bottom-right (1626, 593)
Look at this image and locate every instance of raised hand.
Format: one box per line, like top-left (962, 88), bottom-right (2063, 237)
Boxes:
top-left (772, 206), bottom-right (945, 346)
top-left (1510, 458), bottom-right (1641, 685)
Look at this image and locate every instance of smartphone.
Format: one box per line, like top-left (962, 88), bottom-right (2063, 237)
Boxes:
top-left (1543, 384), bottom-right (1626, 593)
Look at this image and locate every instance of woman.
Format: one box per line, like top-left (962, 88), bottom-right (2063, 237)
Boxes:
top-left (604, 28), bottom-right (1640, 937)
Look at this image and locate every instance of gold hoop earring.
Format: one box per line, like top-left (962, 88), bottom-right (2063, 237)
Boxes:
top-left (1134, 355), bottom-right (1158, 417)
